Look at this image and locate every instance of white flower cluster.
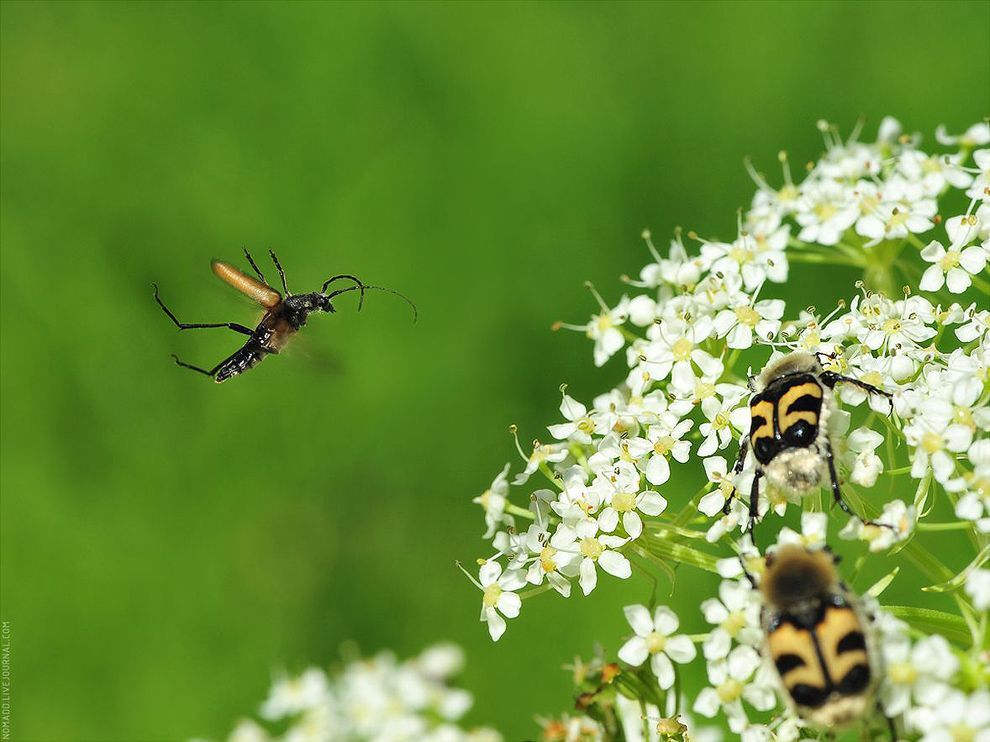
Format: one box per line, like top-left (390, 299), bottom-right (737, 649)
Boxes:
top-left (465, 119), bottom-right (990, 740)
top-left (219, 644), bottom-right (501, 742)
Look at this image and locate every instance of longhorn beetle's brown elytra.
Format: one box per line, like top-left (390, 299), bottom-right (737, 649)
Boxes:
top-left (154, 249), bottom-right (416, 383)
top-left (724, 351), bottom-right (894, 542)
top-left (748, 545), bottom-right (894, 736)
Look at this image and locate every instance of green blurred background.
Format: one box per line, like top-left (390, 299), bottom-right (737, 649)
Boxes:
top-left (1, 1), bottom-right (987, 740)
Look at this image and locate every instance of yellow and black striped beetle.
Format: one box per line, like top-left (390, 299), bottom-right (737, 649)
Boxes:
top-left (726, 351), bottom-right (893, 536)
top-left (755, 545), bottom-right (893, 735)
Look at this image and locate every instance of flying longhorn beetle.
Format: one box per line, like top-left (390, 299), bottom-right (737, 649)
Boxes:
top-left (154, 250), bottom-right (415, 383)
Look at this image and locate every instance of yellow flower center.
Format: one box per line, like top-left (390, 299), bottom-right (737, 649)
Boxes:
top-left (939, 251), bottom-right (961, 271)
top-left (779, 184), bottom-right (799, 202)
top-left (888, 661), bottom-right (919, 685)
top-left (954, 406), bottom-right (975, 429)
top-left (483, 583), bottom-right (503, 608)
top-left (580, 537), bottom-right (604, 560)
top-left (595, 314), bottom-right (613, 332)
top-left (713, 412), bottom-right (729, 430)
top-left (921, 431), bottom-right (944, 454)
top-left (653, 435), bottom-right (676, 456)
top-left (888, 208), bottom-right (909, 229)
top-left (815, 203), bottom-right (838, 221)
top-left (729, 246), bottom-right (750, 264)
top-left (646, 631), bottom-right (667, 654)
top-left (859, 193), bottom-right (880, 214)
top-left (716, 678), bottom-right (744, 703)
top-left (577, 417), bottom-right (595, 433)
top-left (801, 331), bottom-right (821, 350)
top-left (968, 474), bottom-right (988, 498)
top-left (723, 611), bottom-right (748, 638)
top-left (860, 524), bottom-right (883, 542)
top-left (882, 318), bottom-right (902, 334)
top-left (949, 725), bottom-right (975, 742)
top-left (612, 492), bottom-right (637, 512)
top-left (735, 305), bottom-right (761, 327)
top-left (672, 337), bottom-right (694, 361)
top-left (478, 489), bottom-right (492, 508)
top-left (694, 382), bottom-right (716, 401)
top-left (540, 546), bottom-right (558, 573)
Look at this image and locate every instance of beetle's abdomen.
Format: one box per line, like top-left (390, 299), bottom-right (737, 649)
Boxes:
top-left (215, 347), bottom-right (267, 383)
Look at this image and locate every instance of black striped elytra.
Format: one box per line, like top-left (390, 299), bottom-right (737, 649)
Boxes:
top-left (759, 546), bottom-right (879, 730)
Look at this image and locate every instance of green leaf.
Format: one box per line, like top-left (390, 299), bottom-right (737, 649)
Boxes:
top-left (923, 544), bottom-right (990, 594)
top-left (866, 566), bottom-right (899, 598)
top-left (885, 606), bottom-right (972, 647)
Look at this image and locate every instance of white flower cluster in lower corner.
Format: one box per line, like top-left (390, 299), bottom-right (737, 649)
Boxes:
top-left (217, 644), bottom-right (501, 742)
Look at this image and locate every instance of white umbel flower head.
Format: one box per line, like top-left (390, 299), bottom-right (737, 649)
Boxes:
top-left (617, 604), bottom-right (697, 689)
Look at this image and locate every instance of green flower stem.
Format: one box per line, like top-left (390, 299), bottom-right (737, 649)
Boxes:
top-left (674, 483), bottom-right (715, 528)
top-left (917, 521), bottom-right (977, 532)
top-left (505, 503), bottom-right (536, 520)
top-left (538, 461), bottom-right (562, 489)
top-left (643, 536), bottom-right (720, 574)
top-left (631, 544), bottom-right (676, 588)
top-left (643, 521), bottom-right (709, 540)
top-left (786, 251), bottom-right (864, 268)
top-left (518, 584), bottom-right (553, 600)
top-left (882, 465), bottom-right (914, 477)
top-left (970, 271), bottom-right (990, 295)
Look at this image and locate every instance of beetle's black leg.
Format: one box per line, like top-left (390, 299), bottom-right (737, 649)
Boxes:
top-left (885, 713), bottom-right (897, 741)
top-left (824, 439), bottom-right (855, 516)
top-left (153, 284), bottom-right (254, 335)
top-left (820, 371), bottom-right (893, 403)
top-left (825, 440), bottom-right (896, 532)
top-left (243, 249), bottom-right (267, 284)
top-left (747, 470), bottom-right (762, 547)
top-left (722, 437), bottom-right (749, 515)
top-left (170, 354), bottom-right (220, 378)
top-left (738, 555), bottom-right (757, 588)
top-left (268, 250), bottom-right (289, 295)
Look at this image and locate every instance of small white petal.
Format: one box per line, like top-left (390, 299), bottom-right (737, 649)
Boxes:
top-left (650, 652), bottom-right (676, 689)
top-left (637, 490), bottom-right (667, 516)
top-left (664, 635), bottom-right (697, 664)
top-left (693, 688), bottom-right (721, 717)
top-left (919, 264), bottom-right (945, 291)
top-left (497, 591), bottom-right (521, 618)
top-left (698, 491), bottom-right (726, 517)
top-left (652, 606), bottom-right (679, 635)
top-left (485, 607), bottom-right (506, 641)
top-left (579, 558), bottom-right (598, 595)
top-left (622, 511), bottom-right (643, 539)
top-left (623, 604), bottom-right (655, 636)
top-left (644, 454), bottom-right (671, 486)
top-left (617, 636), bottom-right (649, 667)
top-left (599, 550), bottom-right (632, 579)
top-left (946, 268), bottom-right (972, 294)
top-left (479, 561), bottom-right (502, 587)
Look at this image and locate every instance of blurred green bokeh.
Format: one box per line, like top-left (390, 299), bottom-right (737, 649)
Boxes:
top-left (1, 1), bottom-right (987, 740)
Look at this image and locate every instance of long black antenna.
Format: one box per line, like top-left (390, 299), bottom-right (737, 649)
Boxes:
top-left (324, 282), bottom-right (418, 323)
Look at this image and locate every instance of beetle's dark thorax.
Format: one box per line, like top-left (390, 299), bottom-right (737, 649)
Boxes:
top-left (279, 293), bottom-right (327, 330)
